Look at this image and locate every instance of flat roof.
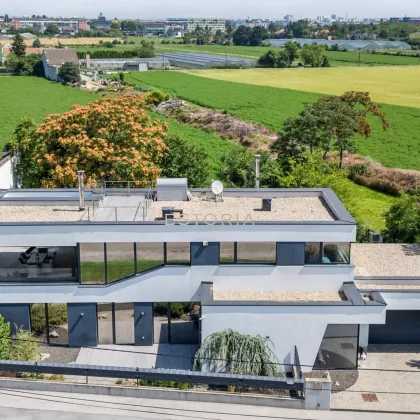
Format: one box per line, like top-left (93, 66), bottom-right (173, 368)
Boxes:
top-left (146, 197), bottom-right (335, 222)
top-left (352, 244), bottom-right (420, 278)
top-left (0, 188), bottom-right (355, 224)
top-left (213, 290), bottom-right (345, 302)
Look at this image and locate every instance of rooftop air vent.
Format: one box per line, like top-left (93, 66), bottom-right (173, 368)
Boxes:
top-left (369, 232), bottom-right (384, 243)
top-left (156, 178), bottom-right (188, 201)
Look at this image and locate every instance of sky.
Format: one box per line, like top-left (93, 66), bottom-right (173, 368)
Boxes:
top-left (3, 0), bottom-right (418, 20)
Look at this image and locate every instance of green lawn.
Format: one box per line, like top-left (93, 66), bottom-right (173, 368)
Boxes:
top-left (81, 260), bottom-right (163, 283)
top-left (119, 71), bottom-right (420, 171)
top-left (0, 77), bottom-right (237, 181)
top-left (326, 50), bottom-right (420, 66)
top-left (0, 77), bottom-right (95, 148)
top-left (149, 110), bottom-right (240, 181)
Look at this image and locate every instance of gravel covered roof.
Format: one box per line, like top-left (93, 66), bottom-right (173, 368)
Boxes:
top-left (0, 206), bottom-right (88, 222)
top-left (352, 244), bottom-right (420, 277)
top-left (213, 290), bottom-right (345, 302)
top-left (147, 197), bottom-right (335, 222)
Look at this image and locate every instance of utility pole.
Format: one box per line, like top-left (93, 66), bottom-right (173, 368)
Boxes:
top-left (358, 49), bottom-right (361, 66)
top-left (163, 51), bottom-right (165, 71)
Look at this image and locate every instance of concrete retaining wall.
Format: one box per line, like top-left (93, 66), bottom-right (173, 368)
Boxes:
top-left (0, 378), bottom-right (304, 409)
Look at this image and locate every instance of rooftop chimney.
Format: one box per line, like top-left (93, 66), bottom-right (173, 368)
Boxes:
top-left (255, 154), bottom-right (261, 189)
top-left (77, 170), bottom-right (85, 210)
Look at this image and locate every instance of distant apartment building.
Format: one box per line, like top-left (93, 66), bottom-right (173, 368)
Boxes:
top-left (143, 21), bottom-right (166, 36)
top-left (90, 13), bottom-right (113, 30)
top-left (167, 18), bottom-right (226, 33)
top-left (11, 17), bottom-right (87, 35)
top-left (390, 17), bottom-right (420, 26)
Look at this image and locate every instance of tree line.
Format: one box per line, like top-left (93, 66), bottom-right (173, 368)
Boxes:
top-left (258, 42), bottom-right (330, 67)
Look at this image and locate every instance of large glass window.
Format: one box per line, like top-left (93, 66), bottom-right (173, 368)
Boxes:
top-left (237, 242), bottom-right (276, 264)
top-left (0, 246), bottom-right (77, 282)
top-left (220, 242), bottom-right (235, 264)
top-left (313, 324), bottom-right (359, 369)
top-left (323, 243), bottom-right (350, 264)
top-left (304, 243), bottom-right (322, 264)
top-left (166, 243), bottom-right (190, 264)
top-left (136, 243), bottom-right (164, 273)
top-left (80, 243), bottom-right (105, 284)
top-left (106, 243), bottom-right (135, 283)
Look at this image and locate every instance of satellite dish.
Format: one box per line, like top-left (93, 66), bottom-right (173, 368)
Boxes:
top-left (211, 180), bottom-right (224, 196)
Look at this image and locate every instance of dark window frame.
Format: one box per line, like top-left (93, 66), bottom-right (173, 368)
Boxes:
top-left (304, 242), bottom-right (351, 266)
top-left (165, 242), bottom-right (191, 266)
top-left (219, 242), bottom-right (277, 265)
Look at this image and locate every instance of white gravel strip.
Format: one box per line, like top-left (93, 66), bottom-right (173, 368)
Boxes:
top-left (352, 243), bottom-right (420, 277)
top-left (213, 290), bottom-right (344, 302)
top-left (0, 206), bottom-right (89, 222)
top-left (147, 197), bottom-right (334, 222)
top-left (358, 284), bottom-right (420, 290)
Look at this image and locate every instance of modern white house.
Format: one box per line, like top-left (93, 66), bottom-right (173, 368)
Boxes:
top-left (0, 178), bottom-right (418, 372)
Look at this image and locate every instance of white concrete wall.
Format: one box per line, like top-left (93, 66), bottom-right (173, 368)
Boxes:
top-left (0, 223), bottom-right (356, 247)
top-left (379, 292), bottom-right (420, 310)
top-left (0, 264), bottom-right (354, 304)
top-left (201, 305), bottom-right (386, 372)
top-left (0, 156), bottom-right (14, 189)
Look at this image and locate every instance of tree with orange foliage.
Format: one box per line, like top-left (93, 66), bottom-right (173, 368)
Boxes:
top-left (7, 95), bottom-right (168, 188)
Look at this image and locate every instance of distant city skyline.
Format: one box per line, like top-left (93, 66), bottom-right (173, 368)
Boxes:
top-left (2, 0), bottom-right (419, 20)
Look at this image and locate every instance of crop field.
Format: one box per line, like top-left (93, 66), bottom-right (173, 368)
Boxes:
top-left (187, 67), bottom-right (420, 108)
top-left (120, 71), bottom-right (420, 171)
top-left (325, 50), bottom-right (420, 66)
top-left (0, 76), bottom-right (236, 181)
top-left (0, 77), bottom-right (94, 148)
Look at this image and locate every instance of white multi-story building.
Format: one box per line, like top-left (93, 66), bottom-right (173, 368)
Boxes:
top-left (0, 177), bottom-right (418, 372)
top-left (11, 17), bottom-right (88, 34)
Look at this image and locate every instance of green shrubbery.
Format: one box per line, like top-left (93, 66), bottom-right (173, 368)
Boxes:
top-left (30, 304), bottom-right (68, 334)
top-left (153, 302), bottom-right (196, 319)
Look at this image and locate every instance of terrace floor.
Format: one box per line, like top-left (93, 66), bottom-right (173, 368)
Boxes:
top-left (76, 343), bottom-right (199, 371)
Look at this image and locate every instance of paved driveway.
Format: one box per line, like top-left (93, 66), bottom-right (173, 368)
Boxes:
top-left (331, 344), bottom-right (420, 413)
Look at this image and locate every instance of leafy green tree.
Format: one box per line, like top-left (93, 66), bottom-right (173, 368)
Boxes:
top-left (32, 38), bottom-right (42, 48)
top-left (300, 44), bottom-right (328, 67)
top-left (221, 149), bottom-right (282, 188)
top-left (5, 53), bottom-right (43, 76)
top-left (0, 315), bottom-right (10, 360)
top-left (118, 72), bottom-right (125, 84)
top-left (11, 33), bottom-right (26, 58)
top-left (58, 62), bottom-right (80, 84)
top-left (133, 41), bottom-right (155, 58)
top-left (283, 41), bottom-right (300, 64)
top-left (257, 50), bottom-right (278, 67)
top-left (249, 26), bottom-right (270, 46)
top-left (44, 24), bottom-right (60, 37)
top-left (383, 193), bottom-right (420, 242)
top-left (232, 25), bottom-right (253, 46)
top-left (193, 329), bottom-right (284, 376)
top-left (160, 136), bottom-right (210, 187)
top-left (271, 91), bottom-right (389, 169)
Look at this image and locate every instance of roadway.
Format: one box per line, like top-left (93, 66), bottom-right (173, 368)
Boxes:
top-left (0, 388), bottom-right (416, 420)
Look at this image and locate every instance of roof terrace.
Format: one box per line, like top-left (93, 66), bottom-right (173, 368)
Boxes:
top-left (0, 186), bottom-right (354, 225)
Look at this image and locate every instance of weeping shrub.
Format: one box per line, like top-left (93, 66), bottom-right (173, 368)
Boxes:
top-left (193, 329), bottom-right (284, 377)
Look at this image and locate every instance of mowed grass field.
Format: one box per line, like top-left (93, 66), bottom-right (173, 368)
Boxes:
top-left (0, 77), bottom-right (94, 148)
top-left (0, 76), bottom-right (237, 181)
top-left (187, 67), bottom-right (420, 108)
top-left (120, 71), bottom-right (420, 171)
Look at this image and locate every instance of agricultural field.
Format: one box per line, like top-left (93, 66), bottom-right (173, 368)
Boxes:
top-left (0, 77), bottom-right (94, 149)
top-left (118, 71), bottom-right (420, 171)
top-left (325, 50), bottom-right (420, 66)
top-left (0, 76), bottom-right (237, 181)
top-left (187, 67), bottom-right (420, 108)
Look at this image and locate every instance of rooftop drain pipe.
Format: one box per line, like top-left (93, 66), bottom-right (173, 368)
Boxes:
top-left (255, 154), bottom-right (261, 189)
top-left (77, 170), bottom-right (85, 210)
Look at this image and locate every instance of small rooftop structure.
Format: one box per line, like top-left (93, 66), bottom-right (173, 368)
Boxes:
top-left (157, 178), bottom-right (188, 202)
